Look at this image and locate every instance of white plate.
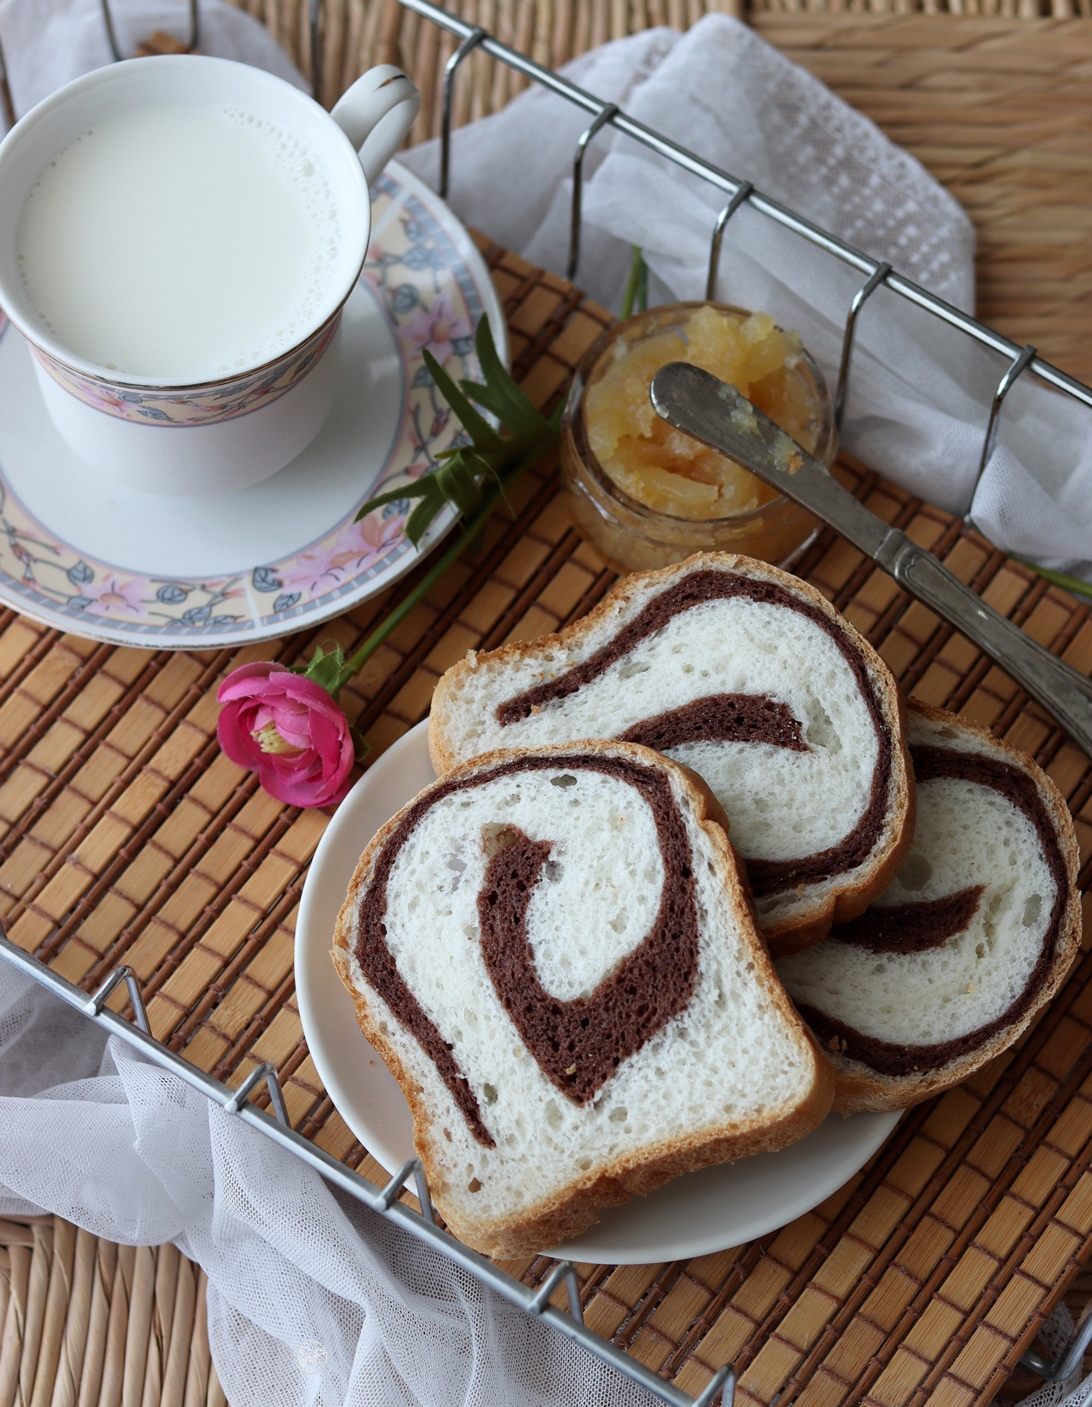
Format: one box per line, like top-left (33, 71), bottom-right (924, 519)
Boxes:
top-left (296, 720), bottom-right (901, 1265)
top-left (0, 161), bottom-right (505, 649)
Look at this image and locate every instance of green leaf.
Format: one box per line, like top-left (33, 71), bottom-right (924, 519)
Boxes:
top-left (354, 314), bottom-right (564, 554)
top-left (460, 380), bottom-right (548, 440)
top-left (1014, 558), bottom-right (1092, 601)
top-left (464, 318), bottom-right (547, 439)
top-left (349, 722), bottom-right (370, 765)
top-left (406, 488), bottom-right (445, 546)
top-left (301, 642), bottom-right (348, 699)
top-left (620, 246), bottom-right (648, 321)
top-left (422, 349), bottom-right (500, 448)
top-left (462, 447), bottom-right (505, 488)
top-left (434, 456), bottom-right (483, 518)
top-left (354, 478), bottom-right (434, 524)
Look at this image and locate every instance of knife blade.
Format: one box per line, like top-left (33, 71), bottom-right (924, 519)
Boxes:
top-left (650, 360), bottom-right (1092, 761)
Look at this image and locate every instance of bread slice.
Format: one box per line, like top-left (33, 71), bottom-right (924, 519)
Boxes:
top-left (429, 552), bottom-right (914, 956)
top-left (777, 703), bottom-right (1082, 1114)
top-left (332, 739), bottom-right (834, 1257)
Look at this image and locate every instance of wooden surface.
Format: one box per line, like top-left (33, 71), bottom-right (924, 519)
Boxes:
top-left (6, 8), bottom-right (1092, 1407)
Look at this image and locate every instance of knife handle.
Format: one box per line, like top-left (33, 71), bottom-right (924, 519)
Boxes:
top-left (876, 529), bottom-right (1092, 757)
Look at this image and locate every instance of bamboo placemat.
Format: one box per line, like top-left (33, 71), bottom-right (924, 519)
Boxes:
top-left (5, 11), bottom-right (1092, 1407)
top-left (0, 1215), bottom-right (226, 1407)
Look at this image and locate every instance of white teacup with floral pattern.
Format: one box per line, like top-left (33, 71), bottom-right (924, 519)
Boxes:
top-left (0, 55), bottom-right (419, 495)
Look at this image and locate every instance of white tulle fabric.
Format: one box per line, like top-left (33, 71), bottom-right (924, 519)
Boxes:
top-left (0, 968), bottom-right (662, 1407)
top-left (402, 17), bottom-right (1092, 579)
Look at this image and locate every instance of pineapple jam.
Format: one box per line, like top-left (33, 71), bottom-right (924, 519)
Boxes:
top-left (584, 304), bottom-right (815, 520)
top-left (560, 302), bottom-right (835, 573)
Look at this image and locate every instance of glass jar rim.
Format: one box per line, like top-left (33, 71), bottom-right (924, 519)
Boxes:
top-left (565, 300), bottom-right (836, 528)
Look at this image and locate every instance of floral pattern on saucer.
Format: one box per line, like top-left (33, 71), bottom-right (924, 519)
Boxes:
top-left (0, 164), bottom-right (499, 647)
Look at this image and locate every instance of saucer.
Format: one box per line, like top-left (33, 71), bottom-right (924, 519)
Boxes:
top-left (0, 160), bottom-right (505, 650)
top-left (295, 719), bottom-right (902, 1265)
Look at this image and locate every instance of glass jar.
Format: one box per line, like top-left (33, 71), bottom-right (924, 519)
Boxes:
top-left (560, 301), bottom-right (837, 575)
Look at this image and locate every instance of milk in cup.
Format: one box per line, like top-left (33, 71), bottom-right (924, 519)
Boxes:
top-left (16, 100), bottom-right (341, 382)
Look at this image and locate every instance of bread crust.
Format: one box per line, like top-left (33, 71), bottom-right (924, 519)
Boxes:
top-left (823, 702), bottom-right (1082, 1115)
top-left (332, 737), bottom-right (835, 1257)
top-left (429, 551), bottom-right (914, 957)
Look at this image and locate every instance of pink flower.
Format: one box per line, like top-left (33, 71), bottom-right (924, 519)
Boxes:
top-left (216, 662), bottom-right (355, 808)
top-left (398, 291), bottom-right (472, 366)
top-left (83, 574), bottom-right (148, 618)
top-left (279, 514), bottom-right (405, 596)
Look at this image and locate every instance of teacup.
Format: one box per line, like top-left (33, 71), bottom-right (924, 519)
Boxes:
top-left (0, 55), bottom-right (420, 495)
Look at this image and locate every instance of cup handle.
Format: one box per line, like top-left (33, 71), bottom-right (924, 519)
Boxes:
top-left (331, 65), bottom-right (421, 189)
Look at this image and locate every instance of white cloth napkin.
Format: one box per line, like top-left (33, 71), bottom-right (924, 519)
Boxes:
top-left (0, 0), bottom-right (305, 117)
top-left (402, 16), bottom-right (1092, 580)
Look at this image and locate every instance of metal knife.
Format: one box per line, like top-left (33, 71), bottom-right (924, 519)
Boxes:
top-left (650, 360), bottom-right (1092, 761)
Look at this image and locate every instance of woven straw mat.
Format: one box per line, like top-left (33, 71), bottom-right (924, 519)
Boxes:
top-left (235, 0), bottom-right (1092, 114)
top-left (0, 1218), bottom-right (226, 1407)
top-left (5, 10), bottom-right (1092, 1407)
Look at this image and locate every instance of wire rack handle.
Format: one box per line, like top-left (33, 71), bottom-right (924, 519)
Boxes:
top-left (567, 102), bottom-right (620, 280)
top-left (87, 965), bottom-right (151, 1032)
top-left (706, 183), bottom-right (753, 301)
top-left (99, 0), bottom-right (200, 59)
top-left (440, 26), bottom-right (487, 198)
top-left (964, 342), bottom-right (1037, 534)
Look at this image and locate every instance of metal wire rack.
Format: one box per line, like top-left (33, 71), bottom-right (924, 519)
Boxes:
top-left (3, 1), bottom-right (1092, 1402)
top-left (417, 0), bottom-right (1092, 480)
top-left (0, 932), bottom-right (735, 1407)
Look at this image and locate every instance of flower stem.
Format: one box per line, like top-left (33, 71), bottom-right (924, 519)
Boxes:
top-left (1013, 559), bottom-right (1092, 602)
top-left (333, 455), bottom-right (541, 694)
top-left (620, 246), bottom-right (648, 321)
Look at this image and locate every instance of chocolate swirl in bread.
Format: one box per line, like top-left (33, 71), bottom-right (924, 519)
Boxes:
top-left (779, 704), bottom-right (1081, 1112)
top-left (493, 569), bottom-right (892, 900)
top-left (333, 737), bottom-right (834, 1258)
top-left (352, 752), bottom-right (699, 1145)
top-left (796, 746), bottom-right (1067, 1075)
top-left (830, 885), bottom-right (985, 956)
top-left (619, 695), bottom-right (807, 755)
top-left (428, 555), bottom-right (913, 953)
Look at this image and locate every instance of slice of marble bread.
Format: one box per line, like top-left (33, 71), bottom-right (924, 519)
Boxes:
top-left (429, 552), bottom-right (914, 956)
top-left (332, 739), bottom-right (834, 1258)
top-left (777, 703), bottom-right (1082, 1114)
